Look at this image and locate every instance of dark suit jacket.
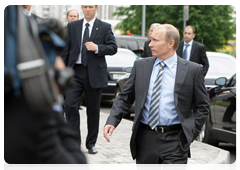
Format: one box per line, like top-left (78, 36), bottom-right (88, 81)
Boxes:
top-left (176, 40), bottom-right (209, 77)
top-left (142, 40), bottom-right (152, 58)
top-left (106, 56), bottom-right (210, 159)
top-left (61, 18), bottom-right (117, 89)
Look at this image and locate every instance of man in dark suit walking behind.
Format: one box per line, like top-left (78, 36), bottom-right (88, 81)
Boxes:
top-left (62, 5), bottom-right (117, 154)
top-left (176, 25), bottom-right (209, 77)
top-left (104, 24), bottom-right (209, 164)
top-left (66, 9), bottom-right (79, 23)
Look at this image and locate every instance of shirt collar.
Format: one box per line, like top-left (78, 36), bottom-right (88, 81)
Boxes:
top-left (184, 40), bottom-right (193, 46)
top-left (154, 52), bottom-right (177, 69)
top-left (83, 17), bottom-right (96, 27)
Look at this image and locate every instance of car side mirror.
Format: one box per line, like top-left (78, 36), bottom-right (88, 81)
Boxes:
top-left (214, 77), bottom-right (227, 86)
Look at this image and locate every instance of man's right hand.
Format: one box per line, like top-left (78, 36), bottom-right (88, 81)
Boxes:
top-left (103, 125), bottom-right (115, 142)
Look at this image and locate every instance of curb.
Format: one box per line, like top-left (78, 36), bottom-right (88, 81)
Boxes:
top-left (196, 143), bottom-right (230, 170)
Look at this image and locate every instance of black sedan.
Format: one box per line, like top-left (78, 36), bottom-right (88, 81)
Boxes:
top-left (101, 48), bottom-right (138, 100)
top-left (201, 74), bottom-right (236, 146)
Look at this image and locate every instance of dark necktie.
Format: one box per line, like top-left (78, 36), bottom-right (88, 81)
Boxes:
top-left (182, 44), bottom-right (190, 60)
top-left (148, 61), bottom-right (165, 129)
top-left (81, 23), bottom-right (90, 66)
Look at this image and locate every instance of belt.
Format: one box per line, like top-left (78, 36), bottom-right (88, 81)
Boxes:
top-left (139, 122), bottom-right (182, 133)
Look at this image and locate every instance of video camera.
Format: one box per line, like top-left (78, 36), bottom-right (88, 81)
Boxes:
top-left (4, 5), bottom-right (74, 112)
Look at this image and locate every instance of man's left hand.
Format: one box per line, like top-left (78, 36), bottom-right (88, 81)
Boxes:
top-left (85, 42), bottom-right (97, 52)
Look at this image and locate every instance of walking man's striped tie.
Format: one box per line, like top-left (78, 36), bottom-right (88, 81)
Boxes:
top-left (148, 61), bottom-right (165, 129)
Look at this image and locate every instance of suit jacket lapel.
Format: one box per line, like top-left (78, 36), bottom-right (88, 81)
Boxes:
top-left (190, 41), bottom-right (197, 60)
top-left (142, 57), bottom-right (156, 99)
top-left (135, 57), bottom-right (156, 123)
top-left (75, 19), bottom-right (83, 49)
top-left (89, 18), bottom-right (100, 41)
top-left (174, 56), bottom-right (189, 106)
top-left (178, 41), bottom-right (184, 57)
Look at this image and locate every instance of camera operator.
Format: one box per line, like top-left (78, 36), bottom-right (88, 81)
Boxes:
top-left (4, 5), bottom-right (86, 164)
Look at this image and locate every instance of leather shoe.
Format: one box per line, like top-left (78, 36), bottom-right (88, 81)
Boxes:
top-left (88, 146), bottom-right (98, 154)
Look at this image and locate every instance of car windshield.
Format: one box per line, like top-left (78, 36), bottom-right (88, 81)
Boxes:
top-left (106, 50), bottom-right (137, 67)
top-left (206, 54), bottom-right (236, 79)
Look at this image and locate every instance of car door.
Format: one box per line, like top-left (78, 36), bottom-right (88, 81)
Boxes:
top-left (211, 74), bottom-right (236, 144)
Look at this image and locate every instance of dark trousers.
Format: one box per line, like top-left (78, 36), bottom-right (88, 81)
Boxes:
top-left (135, 124), bottom-right (189, 164)
top-left (64, 64), bottom-right (102, 149)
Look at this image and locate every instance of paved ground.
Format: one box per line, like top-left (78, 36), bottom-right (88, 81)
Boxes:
top-left (79, 107), bottom-right (230, 164)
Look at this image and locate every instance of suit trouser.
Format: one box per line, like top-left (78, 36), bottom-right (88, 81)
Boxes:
top-left (135, 124), bottom-right (189, 164)
top-left (64, 64), bottom-right (102, 149)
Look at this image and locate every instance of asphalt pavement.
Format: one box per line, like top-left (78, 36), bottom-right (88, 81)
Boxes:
top-left (79, 107), bottom-right (230, 164)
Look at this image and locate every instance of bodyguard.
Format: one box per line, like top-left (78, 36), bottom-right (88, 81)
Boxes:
top-left (62, 5), bottom-right (117, 154)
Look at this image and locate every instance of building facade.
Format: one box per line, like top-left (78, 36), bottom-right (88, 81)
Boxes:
top-left (31, 5), bottom-right (123, 35)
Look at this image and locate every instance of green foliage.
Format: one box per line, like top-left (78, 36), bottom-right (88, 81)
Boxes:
top-left (113, 5), bottom-right (236, 51)
top-left (219, 50), bottom-right (236, 57)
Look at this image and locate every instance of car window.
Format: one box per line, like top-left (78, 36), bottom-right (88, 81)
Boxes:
top-left (127, 41), bottom-right (138, 50)
top-left (137, 40), bottom-right (146, 49)
top-left (119, 39), bottom-right (127, 48)
top-left (106, 50), bottom-right (137, 67)
top-left (226, 74), bottom-right (236, 87)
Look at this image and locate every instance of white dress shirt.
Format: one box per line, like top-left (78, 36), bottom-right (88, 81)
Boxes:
top-left (76, 17), bottom-right (98, 64)
top-left (141, 53), bottom-right (181, 126)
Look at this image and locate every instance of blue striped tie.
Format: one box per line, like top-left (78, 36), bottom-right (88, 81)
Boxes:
top-left (182, 44), bottom-right (190, 60)
top-left (81, 23), bottom-right (90, 66)
top-left (148, 61), bottom-right (165, 129)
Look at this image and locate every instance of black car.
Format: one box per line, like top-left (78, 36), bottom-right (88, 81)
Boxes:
top-left (101, 48), bottom-right (138, 100)
top-left (200, 74), bottom-right (236, 146)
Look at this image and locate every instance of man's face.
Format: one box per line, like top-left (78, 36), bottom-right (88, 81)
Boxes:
top-left (149, 27), bottom-right (169, 59)
top-left (82, 5), bottom-right (98, 22)
top-left (148, 25), bottom-right (156, 38)
top-left (183, 27), bottom-right (195, 43)
top-left (66, 10), bottom-right (79, 23)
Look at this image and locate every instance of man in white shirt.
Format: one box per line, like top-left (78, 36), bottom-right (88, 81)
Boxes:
top-left (177, 25), bottom-right (209, 77)
top-left (61, 5), bottom-right (117, 154)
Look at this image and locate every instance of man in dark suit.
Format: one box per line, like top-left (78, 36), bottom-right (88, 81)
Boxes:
top-left (66, 9), bottom-right (79, 23)
top-left (104, 24), bottom-right (209, 164)
top-left (62, 5), bottom-right (117, 154)
top-left (176, 25), bottom-right (209, 77)
top-left (142, 23), bottom-right (161, 58)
